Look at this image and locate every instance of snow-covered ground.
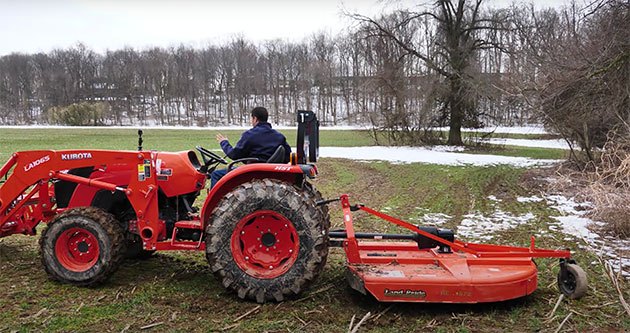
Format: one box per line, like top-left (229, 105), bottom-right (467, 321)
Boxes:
top-left (0, 125), bottom-right (547, 133)
top-left (457, 211), bottom-right (535, 241)
top-left (485, 138), bottom-right (571, 150)
top-left (319, 146), bottom-right (560, 167)
top-left (406, 194), bottom-right (629, 277)
top-left (454, 194), bottom-right (629, 277)
top-left (543, 195), bottom-right (630, 278)
top-left (0, 125), bottom-right (361, 131)
top-left (435, 125), bottom-right (548, 135)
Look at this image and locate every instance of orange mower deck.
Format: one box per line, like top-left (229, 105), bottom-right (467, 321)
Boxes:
top-left (328, 194), bottom-right (587, 303)
top-left (346, 242), bottom-right (537, 303)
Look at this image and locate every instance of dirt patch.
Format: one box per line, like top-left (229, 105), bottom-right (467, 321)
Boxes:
top-left (520, 166), bottom-right (558, 192)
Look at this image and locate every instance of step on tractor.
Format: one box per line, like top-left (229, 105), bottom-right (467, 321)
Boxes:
top-left (0, 110), bottom-right (587, 304)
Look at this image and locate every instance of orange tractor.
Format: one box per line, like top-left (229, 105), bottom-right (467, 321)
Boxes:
top-left (0, 110), bottom-right (587, 304)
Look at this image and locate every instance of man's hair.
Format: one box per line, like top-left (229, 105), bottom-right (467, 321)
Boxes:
top-left (251, 106), bottom-right (268, 122)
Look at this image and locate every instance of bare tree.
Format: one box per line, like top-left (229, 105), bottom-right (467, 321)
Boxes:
top-left (349, 0), bottom-right (510, 145)
top-left (516, 0), bottom-right (630, 164)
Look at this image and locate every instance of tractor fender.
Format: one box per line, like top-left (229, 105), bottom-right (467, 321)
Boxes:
top-left (200, 163), bottom-right (315, 228)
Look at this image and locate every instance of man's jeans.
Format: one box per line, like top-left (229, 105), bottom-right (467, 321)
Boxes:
top-left (210, 168), bottom-right (229, 188)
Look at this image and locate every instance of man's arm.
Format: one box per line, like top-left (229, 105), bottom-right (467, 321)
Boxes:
top-left (218, 132), bottom-right (250, 160)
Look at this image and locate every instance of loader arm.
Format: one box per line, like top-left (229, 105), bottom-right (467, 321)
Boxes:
top-left (0, 150), bottom-right (159, 244)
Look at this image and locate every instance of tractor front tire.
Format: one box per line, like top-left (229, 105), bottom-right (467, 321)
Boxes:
top-left (40, 207), bottom-right (126, 286)
top-left (206, 179), bottom-right (329, 303)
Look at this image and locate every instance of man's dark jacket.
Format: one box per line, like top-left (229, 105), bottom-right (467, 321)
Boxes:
top-left (220, 122), bottom-right (291, 162)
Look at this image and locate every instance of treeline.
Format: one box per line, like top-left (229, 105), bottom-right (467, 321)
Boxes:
top-left (0, 3), bottom-right (541, 127)
top-left (0, 0), bottom-right (626, 150)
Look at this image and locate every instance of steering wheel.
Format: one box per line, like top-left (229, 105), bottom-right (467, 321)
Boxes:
top-left (195, 146), bottom-right (228, 167)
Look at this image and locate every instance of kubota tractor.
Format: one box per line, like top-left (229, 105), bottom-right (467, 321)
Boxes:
top-left (0, 110), bottom-right (589, 305)
top-left (0, 110), bottom-right (327, 303)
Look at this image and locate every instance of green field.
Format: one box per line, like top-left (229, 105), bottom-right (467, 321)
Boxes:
top-left (0, 128), bottom-right (626, 332)
top-left (0, 127), bottom-right (567, 162)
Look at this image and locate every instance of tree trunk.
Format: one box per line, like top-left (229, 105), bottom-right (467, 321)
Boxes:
top-left (447, 77), bottom-right (464, 146)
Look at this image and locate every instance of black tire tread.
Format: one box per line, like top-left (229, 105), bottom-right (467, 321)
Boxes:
top-left (39, 207), bottom-right (126, 286)
top-left (301, 181), bottom-right (330, 275)
top-left (206, 179), bottom-right (329, 303)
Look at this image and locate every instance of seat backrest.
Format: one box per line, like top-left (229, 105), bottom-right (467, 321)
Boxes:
top-left (266, 146), bottom-right (286, 163)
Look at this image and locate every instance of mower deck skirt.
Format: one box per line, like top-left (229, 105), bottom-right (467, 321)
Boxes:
top-left (346, 242), bottom-right (537, 303)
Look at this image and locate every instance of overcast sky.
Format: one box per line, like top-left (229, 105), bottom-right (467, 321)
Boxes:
top-left (0, 0), bottom-right (569, 56)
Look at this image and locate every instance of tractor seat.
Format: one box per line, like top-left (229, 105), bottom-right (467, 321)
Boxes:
top-left (227, 146), bottom-right (288, 170)
top-left (265, 145), bottom-right (286, 163)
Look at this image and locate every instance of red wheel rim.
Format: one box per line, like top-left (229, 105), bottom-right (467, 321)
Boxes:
top-left (54, 227), bottom-right (100, 272)
top-left (231, 210), bottom-right (299, 279)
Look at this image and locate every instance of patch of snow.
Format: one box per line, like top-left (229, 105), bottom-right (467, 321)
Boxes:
top-left (421, 213), bottom-right (452, 226)
top-left (551, 216), bottom-right (601, 242)
top-left (517, 196), bottom-right (544, 203)
top-left (428, 145), bottom-right (466, 152)
top-left (549, 215), bottom-right (630, 278)
top-left (434, 125), bottom-right (548, 135)
top-left (457, 210), bottom-right (535, 241)
top-left (487, 195), bottom-right (501, 202)
top-left (545, 195), bottom-right (629, 278)
top-left (319, 146), bottom-right (560, 167)
top-left (545, 195), bottom-right (593, 216)
top-left (485, 138), bottom-right (571, 150)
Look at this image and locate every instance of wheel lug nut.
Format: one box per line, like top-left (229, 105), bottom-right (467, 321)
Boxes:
top-left (245, 256), bottom-right (249, 260)
top-left (266, 248), bottom-right (269, 251)
top-left (241, 231), bottom-right (245, 235)
top-left (289, 249), bottom-right (293, 253)
top-left (269, 266), bottom-right (273, 269)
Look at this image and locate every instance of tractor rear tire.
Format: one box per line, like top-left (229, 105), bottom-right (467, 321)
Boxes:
top-left (303, 181), bottom-right (330, 228)
top-left (206, 179), bottom-right (329, 303)
top-left (40, 207), bottom-right (126, 286)
top-left (302, 181), bottom-right (330, 274)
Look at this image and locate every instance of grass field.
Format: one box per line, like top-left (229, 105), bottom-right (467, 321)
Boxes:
top-left (0, 128), bottom-right (567, 161)
top-left (0, 128), bottom-right (626, 332)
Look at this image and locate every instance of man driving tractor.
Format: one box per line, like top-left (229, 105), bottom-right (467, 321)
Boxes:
top-left (211, 106), bottom-right (292, 187)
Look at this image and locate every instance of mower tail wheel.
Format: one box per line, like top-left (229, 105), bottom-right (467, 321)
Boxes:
top-left (206, 179), bottom-right (329, 303)
top-left (557, 263), bottom-right (588, 299)
top-left (40, 207), bottom-right (126, 286)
